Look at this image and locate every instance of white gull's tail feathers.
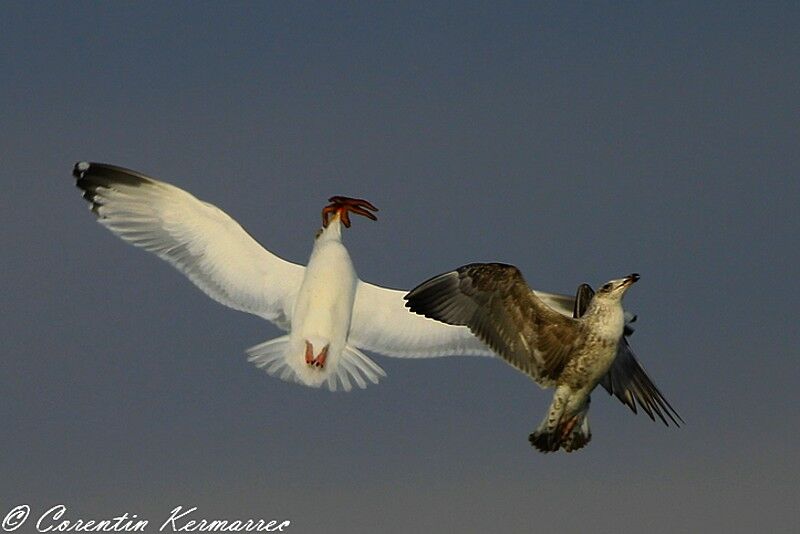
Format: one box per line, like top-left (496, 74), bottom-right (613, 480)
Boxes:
top-left (246, 337), bottom-right (386, 392)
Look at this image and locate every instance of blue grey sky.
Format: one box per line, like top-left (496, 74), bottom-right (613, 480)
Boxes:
top-left (1, 2), bottom-right (798, 532)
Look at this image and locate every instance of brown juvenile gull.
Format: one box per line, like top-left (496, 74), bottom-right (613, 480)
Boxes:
top-left (405, 263), bottom-right (682, 453)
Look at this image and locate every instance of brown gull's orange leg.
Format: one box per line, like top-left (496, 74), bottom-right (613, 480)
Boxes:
top-left (559, 414), bottom-right (579, 444)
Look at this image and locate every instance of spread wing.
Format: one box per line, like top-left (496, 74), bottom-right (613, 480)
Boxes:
top-left (73, 162), bottom-right (305, 329)
top-left (404, 263), bottom-right (583, 386)
top-left (348, 281), bottom-right (577, 359)
top-left (348, 281), bottom-right (494, 357)
top-left (573, 283), bottom-right (682, 426)
top-left (600, 338), bottom-right (684, 426)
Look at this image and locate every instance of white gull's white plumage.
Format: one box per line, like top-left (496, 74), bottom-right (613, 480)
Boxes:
top-left (73, 162), bottom-right (580, 391)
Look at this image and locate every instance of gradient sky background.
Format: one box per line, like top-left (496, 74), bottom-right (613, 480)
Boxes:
top-left (2, 2), bottom-right (798, 533)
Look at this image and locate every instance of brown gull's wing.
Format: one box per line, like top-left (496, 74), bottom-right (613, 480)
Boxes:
top-left (572, 283), bottom-right (683, 426)
top-left (600, 338), bottom-right (684, 426)
top-left (405, 263), bottom-right (582, 386)
top-left (572, 283), bottom-right (595, 318)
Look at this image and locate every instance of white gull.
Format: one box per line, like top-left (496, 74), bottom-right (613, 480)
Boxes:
top-left (73, 162), bottom-right (579, 391)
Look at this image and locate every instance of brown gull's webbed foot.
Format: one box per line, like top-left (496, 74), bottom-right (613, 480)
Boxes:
top-left (321, 196), bottom-right (378, 228)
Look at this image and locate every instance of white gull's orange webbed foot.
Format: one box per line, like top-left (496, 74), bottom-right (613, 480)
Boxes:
top-left (321, 196), bottom-right (378, 228)
top-left (304, 341), bottom-right (315, 366)
top-left (304, 340), bottom-right (330, 369)
top-left (313, 345), bottom-right (328, 368)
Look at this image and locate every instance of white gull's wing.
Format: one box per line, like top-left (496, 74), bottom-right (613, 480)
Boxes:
top-left (347, 280), bottom-right (494, 357)
top-left (531, 290), bottom-right (575, 317)
top-left (73, 162), bottom-right (305, 329)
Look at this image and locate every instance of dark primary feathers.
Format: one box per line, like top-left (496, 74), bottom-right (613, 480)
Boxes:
top-left (405, 263), bottom-right (583, 386)
top-left (600, 339), bottom-right (683, 426)
top-left (73, 162), bottom-right (153, 214)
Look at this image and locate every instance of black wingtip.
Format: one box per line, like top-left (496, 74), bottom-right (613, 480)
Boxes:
top-left (72, 161), bottom-right (155, 215)
top-left (72, 162), bottom-right (153, 186)
top-left (73, 161), bottom-right (102, 214)
top-left (73, 161), bottom-right (91, 178)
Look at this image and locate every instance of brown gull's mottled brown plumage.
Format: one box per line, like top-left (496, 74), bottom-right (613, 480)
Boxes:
top-left (405, 263), bottom-right (682, 453)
